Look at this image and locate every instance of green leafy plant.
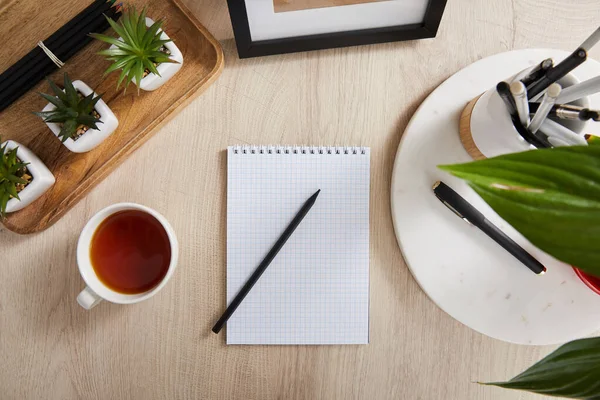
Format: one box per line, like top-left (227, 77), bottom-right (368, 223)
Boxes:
top-left (34, 73), bottom-right (103, 142)
top-left (0, 138), bottom-right (30, 217)
top-left (481, 337), bottom-right (600, 399)
top-left (440, 145), bottom-right (600, 398)
top-left (90, 7), bottom-right (176, 91)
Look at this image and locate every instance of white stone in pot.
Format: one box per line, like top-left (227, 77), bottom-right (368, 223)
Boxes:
top-left (3, 140), bottom-right (55, 213)
top-left (110, 17), bottom-right (184, 91)
top-left (42, 80), bottom-right (118, 153)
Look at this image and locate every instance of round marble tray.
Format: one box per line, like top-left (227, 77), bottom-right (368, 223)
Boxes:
top-left (390, 49), bottom-right (600, 345)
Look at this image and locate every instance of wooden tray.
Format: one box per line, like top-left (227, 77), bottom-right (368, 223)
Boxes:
top-left (0, 0), bottom-right (224, 234)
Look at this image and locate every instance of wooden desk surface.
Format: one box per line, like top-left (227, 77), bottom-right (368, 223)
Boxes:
top-left (1, 0), bottom-right (599, 399)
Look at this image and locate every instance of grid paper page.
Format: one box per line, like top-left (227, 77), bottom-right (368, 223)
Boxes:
top-left (227, 146), bottom-right (370, 345)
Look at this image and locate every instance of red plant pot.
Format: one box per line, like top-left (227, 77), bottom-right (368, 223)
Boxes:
top-left (573, 267), bottom-right (600, 295)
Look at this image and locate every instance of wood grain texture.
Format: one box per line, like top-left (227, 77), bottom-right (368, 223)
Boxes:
top-left (1, 0), bottom-right (600, 399)
top-left (273, 0), bottom-right (388, 14)
top-left (0, 0), bottom-right (224, 234)
top-left (459, 94), bottom-right (487, 160)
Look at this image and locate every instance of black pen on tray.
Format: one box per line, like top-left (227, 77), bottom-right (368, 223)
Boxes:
top-left (433, 181), bottom-right (546, 275)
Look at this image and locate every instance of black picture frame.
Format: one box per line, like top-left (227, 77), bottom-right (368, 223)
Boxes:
top-left (227, 0), bottom-right (448, 58)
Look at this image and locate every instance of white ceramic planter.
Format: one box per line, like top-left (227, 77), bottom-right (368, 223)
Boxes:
top-left (3, 140), bottom-right (55, 213)
top-left (42, 80), bottom-right (118, 153)
top-left (110, 17), bottom-right (183, 91)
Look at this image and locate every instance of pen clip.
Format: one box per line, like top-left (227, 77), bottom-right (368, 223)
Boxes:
top-left (435, 194), bottom-right (473, 226)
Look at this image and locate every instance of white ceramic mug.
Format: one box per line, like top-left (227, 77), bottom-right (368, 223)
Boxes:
top-left (76, 203), bottom-right (179, 310)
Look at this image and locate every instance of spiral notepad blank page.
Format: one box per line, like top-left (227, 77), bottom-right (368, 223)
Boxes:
top-left (227, 146), bottom-right (370, 345)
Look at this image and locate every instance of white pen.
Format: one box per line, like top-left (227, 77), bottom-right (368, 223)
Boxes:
top-left (547, 136), bottom-right (570, 147)
top-left (510, 81), bottom-right (530, 126)
top-left (540, 119), bottom-right (588, 146)
top-left (529, 83), bottom-right (561, 133)
top-left (580, 26), bottom-right (600, 52)
top-left (556, 75), bottom-right (600, 104)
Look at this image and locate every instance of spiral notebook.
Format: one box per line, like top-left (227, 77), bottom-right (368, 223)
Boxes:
top-left (227, 145), bottom-right (370, 345)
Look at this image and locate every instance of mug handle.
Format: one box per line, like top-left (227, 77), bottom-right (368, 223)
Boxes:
top-left (77, 286), bottom-right (102, 310)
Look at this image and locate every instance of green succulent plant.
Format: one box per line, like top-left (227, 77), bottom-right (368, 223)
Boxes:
top-left (90, 7), bottom-right (177, 91)
top-left (0, 138), bottom-right (30, 217)
top-left (34, 73), bottom-right (103, 142)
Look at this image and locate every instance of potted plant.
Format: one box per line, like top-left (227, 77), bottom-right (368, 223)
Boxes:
top-left (0, 137), bottom-right (55, 216)
top-left (91, 7), bottom-right (183, 92)
top-left (440, 144), bottom-right (600, 399)
top-left (35, 73), bottom-right (118, 153)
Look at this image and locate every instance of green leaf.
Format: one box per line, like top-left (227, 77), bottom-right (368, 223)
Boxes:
top-left (97, 48), bottom-right (131, 57)
top-left (439, 146), bottom-right (600, 277)
top-left (120, 9), bottom-right (139, 47)
top-left (105, 15), bottom-right (128, 41)
top-left (6, 183), bottom-right (19, 199)
top-left (148, 39), bottom-right (172, 50)
top-left (46, 78), bottom-right (68, 103)
top-left (141, 20), bottom-right (163, 49)
top-left (37, 92), bottom-right (65, 109)
top-left (63, 73), bottom-right (78, 106)
top-left (117, 61), bottom-right (135, 90)
top-left (0, 191), bottom-right (10, 216)
top-left (78, 93), bottom-right (95, 113)
top-left (136, 7), bottom-right (148, 42)
top-left (6, 175), bottom-right (27, 185)
top-left (92, 33), bottom-right (136, 52)
top-left (142, 58), bottom-right (160, 77)
top-left (6, 148), bottom-right (17, 165)
top-left (134, 60), bottom-right (144, 90)
top-left (58, 119), bottom-right (78, 142)
top-left (103, 55), bottom-right (138, 75)
top-left (77, 114), bottom-right (102, 128)
top-left (37, 112), bottom-right (70, 123)
top-left (482, 337), bottom-right (600, 399)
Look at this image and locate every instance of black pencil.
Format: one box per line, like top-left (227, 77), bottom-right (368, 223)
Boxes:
top-left (212, 189), bottom-right (321, 334)
top-left (0, 0), bottom-right (108, 92)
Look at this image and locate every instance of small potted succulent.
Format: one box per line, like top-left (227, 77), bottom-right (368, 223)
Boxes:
top-left (35, 73), bottom-right (118, 153)
top-left (91, 7), bottom-right (183, 92)
top-left (0, 137), bottom-right (55, 216)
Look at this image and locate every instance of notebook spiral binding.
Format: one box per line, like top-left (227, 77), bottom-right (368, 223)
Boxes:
top-left (231, 146), bottom-right (368, 155)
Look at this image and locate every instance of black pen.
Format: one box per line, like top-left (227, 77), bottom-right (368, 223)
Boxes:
top-left (496, 82), bottom-right (551, 148)
top-left (521, 58), bottom-right (553, 87)
top-left (527, 49), bottom-right (587, 99)
top-left (433, 181), bottom-right (546, 275)
top-left (212, 189), bottom-right (321, 334)
top-left (526, 27), bottom-right (600, 99)
top-left (529, 103), bottom-right (600, 122)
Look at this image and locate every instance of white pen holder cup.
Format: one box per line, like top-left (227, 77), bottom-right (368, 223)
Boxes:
top-left (459, 70), bottom-right (591, 160)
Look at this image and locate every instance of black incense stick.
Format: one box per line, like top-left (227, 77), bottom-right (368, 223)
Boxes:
top-left (0, 0), bottom-right (108, 91)
top-left (0, 7), bottom-right (121, 112)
